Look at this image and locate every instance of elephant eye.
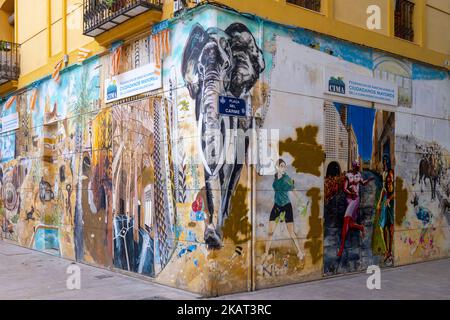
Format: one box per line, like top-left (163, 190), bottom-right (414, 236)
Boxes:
top-left (219, 38), bottom-right (228, 50)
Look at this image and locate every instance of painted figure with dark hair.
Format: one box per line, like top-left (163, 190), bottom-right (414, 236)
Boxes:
top-left (182, 22), bottom-right (265, 249)
top-left (337, 160), bottom-right (374, 257)
top-left (377, 155), bottom-right (395, 262)
top-left (263, 159), bottom-right (305, 261)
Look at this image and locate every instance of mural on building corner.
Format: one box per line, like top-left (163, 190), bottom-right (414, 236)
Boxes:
top-left (1, 4), bottom-right (449, 297)
top-left (181, 22), bottom-right (265, 249)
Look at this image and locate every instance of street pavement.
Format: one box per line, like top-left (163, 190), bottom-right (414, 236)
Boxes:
top-left (0, 240), bottom-right (449, 300)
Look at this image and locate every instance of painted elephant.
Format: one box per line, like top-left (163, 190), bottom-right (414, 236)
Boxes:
top-left (182, 22), bottom-right (265, 249)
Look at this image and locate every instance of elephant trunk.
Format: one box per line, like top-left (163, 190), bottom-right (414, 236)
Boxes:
top-left (200, 74), bottom-right (226, 176)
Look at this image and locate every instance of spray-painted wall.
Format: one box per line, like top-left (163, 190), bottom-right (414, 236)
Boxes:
top-left (1, 4), bottom-right (449, 297)
top-left (0, 58), bottom-right (111, 266)
top-left (157, 5), bottom-right (449, 294)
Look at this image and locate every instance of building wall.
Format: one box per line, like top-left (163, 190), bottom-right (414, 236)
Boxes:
top-left (13, 0), bottom-right (97, 83)
top-left (0, 10), bottom-right (13, 42)
top-left (0, 0), bottom-right (14, 32)
top-left (17, 0), bottom-right (48, 75)
top-left (0, 4), bottom-right (449, 297)
top-left (162, 0), bottom-right (450, 67)
top-left (161, 4), bottom-right (449, 294)
top-left (157, 5), bottom-right (449, 294)
top-left (334, 0), bottom-right (389, 35)
top-left (66, 0), bottom-right (92, 54)
top-left (426, 4), bottom-right (450, 55)
top-left (2, 0), bottom-right (449, 96)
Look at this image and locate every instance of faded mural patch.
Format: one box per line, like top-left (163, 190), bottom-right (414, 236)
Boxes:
top-left (395, 132), bottom-right (450, 264)
top-left (305, 187), bottom-right (323, 265)
top-left (279, 126), bottom-right (324, 177)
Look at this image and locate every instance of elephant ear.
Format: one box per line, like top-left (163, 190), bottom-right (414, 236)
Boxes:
top-left (226, 23), bottom-right (265, 73)
top-left (225, 23), bottom-right (266, 97)
top-left (182, 24), bottom-right (208, 99)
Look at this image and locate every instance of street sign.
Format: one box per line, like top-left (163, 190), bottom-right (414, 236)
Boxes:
top-left (218, 96), bottom-right (247, 117)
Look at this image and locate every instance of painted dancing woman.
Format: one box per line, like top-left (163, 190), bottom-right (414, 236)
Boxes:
top-left (337, 160), bottom-right (373, 257)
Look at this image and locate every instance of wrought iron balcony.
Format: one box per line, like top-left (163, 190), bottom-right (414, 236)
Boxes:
top-left (83, 0), bottom-right (163, 37)
top-left (0, 41), bottom-right (20, 85)
top-left (287, 0), bottom-right (321, 12)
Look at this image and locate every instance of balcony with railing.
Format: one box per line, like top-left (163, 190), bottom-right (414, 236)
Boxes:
top-left (0, 40), bottom-right (20, 86)
top-left (83, 0), bottom-right (163, 37)
top-left (286, 0), bottom-right (321, 12)
top-left (395, 0), bottom-right (414, 42)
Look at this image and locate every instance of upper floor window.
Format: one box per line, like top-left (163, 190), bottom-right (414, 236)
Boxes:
top-left (395, 0), bottom-right (415, 41)
top-left (286, 0), bottom-right (321, 13)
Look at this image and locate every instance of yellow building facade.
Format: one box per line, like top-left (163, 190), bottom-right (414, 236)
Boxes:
top-left (0, 0), bottom-right (449, 96)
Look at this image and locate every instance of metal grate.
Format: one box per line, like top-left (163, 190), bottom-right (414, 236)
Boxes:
top-left (395, 0), bottom-right (414, 42)
top-left (286, 0), bottom-right (321, 12)
top-left (0, 40), bottom-right (20, 85)
top-left (83, 0), bottom-right (163, 37)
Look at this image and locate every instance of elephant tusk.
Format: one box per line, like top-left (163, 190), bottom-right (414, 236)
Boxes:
top-left (198, 113), bottom-right (213, 176)
top-left (197, 113), bottom-right (231, 177)
top-left (212, 116), bottom-right (231, 177)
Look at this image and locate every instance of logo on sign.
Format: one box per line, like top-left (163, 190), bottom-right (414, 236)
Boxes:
top-left (329, 76), bottom-right (346, 94)
top-left (218, 96), bottom-right (247, 117)
top-left (106, 80), bottom-right (118, 100)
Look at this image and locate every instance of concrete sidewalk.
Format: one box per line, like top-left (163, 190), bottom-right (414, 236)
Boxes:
top-left (1, 240), bottom-right (449, 300)
top-left (0, 241), bottom-right (199, 300)
top-left (218, 259), bottom-right (450, 300)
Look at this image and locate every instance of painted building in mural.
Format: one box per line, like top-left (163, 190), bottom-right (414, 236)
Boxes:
top-left (1, 2), bottom-right (449, 296)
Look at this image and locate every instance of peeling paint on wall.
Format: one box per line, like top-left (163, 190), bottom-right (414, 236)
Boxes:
top-left (395, 177), bottom-right (408, 226)
top-left (279, 126), bottom-right (324, 177)
top-left (304, 187), bottom-right (323, 265)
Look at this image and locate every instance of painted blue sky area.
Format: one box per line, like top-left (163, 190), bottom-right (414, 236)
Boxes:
top-left (335, 103), bottom-right (375, 162)
top-left (30, 57), bottom-right (100, 126)
top-left (168, 8), bottom-right (219, 85)
top-left (0, 132), bottom-right (15, 163)
top-left (167, 4), bottom-right (449, 87)
top-left (0, 99), bottom-right (16, 117)
top-left (288, 28), bottom-right (373, 70)
top-left (413, 63), bottom-right (449, 80)
top-left (210, 5), bottom-right (374, 70)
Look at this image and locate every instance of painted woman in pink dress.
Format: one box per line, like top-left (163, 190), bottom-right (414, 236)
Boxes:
top-left (337, 160), bottom-right (374, 257)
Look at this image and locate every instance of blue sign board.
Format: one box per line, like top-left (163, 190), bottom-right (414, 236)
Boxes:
top-left (152, 20), bottom-right (170, 35)
top-left (218, 96), bottom-right (247, 117)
